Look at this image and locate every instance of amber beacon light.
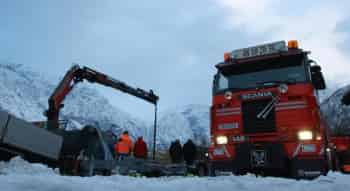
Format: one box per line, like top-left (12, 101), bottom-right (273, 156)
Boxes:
top-left (288, 40), bottom-right (299, 49)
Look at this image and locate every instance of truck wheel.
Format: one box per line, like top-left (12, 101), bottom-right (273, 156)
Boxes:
top-left (208, 164), bottom-right (217, 177)
top-left (197, 164), bottom-right (208, 177)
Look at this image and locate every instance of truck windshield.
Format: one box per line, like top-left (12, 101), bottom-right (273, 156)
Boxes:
top-left (214, 55), bottom-right (308, 93)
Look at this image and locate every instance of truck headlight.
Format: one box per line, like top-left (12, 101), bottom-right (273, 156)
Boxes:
top-left (298, 130), bottom-right (313, 140)
top-left (216, 135), bottom-right (228, 144)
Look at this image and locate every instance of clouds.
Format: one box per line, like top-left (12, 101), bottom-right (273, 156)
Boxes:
top-left (1, 1), bottom-right (350, 121)
top-left (217, 0), bottom-right (350, 85)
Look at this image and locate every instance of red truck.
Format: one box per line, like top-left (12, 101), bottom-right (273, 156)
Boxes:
top-left (208, 40), bottom-right (334, 178)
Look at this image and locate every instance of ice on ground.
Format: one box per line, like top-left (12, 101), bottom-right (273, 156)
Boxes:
top-left (0, 157), bottom-right (349, 191)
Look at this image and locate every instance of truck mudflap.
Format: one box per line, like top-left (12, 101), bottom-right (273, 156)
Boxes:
top-left (290, 158), bottom-right (327, 178)
top-left (342, 164), bottom-right (350, 173)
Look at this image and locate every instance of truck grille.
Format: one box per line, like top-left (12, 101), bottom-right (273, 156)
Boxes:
top-left (242, 99), bottom-right (276, 134)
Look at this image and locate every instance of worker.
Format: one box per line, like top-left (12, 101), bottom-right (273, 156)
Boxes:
top-left (183, 139), bottom-right (197, 165)
top-left (114, 131), bottom-right (133, 160)
top-left (133, 136), bottom-right (148, 159)
top-left (169, 139), bottom-right (183, 163)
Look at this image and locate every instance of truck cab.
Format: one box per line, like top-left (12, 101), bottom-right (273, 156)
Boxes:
top-left (208, 40), bottom-right (330, 178)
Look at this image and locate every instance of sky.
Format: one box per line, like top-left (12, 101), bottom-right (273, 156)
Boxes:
top-left (1, 0), bottom-right (350, 122)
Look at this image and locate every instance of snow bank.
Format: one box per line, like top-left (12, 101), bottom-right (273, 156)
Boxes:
top-left (0, 158), bottom-right (349, 191)
top-left (0, 157), bottom-right (57, 176)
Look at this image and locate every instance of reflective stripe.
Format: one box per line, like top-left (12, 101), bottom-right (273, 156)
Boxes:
top-left (275, 105), bottom-right (307, 111)
top-left (216, 107), bottom-right (241, 112)
top-left (216, 112), bottom-right (241, 116)
top-left (276, 101), bottom-right (307, 106)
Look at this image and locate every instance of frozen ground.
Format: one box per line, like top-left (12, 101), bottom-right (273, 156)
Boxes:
top-left (0, 157), bottom-right (349, 191)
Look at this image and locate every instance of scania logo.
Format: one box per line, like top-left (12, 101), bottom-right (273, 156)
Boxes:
top-left (241, 91), bottom-right (273, 100)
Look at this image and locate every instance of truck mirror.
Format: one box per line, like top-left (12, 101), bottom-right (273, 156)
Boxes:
top-left (310, 65), bottom-right (326, 90)
top-left (341, 90), bottom-right (350, 106)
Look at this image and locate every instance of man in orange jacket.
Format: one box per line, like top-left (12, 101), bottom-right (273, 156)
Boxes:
top-left (114, 131), bottom-right (133, 160)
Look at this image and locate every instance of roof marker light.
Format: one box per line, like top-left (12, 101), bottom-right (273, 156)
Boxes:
top-left (288, 40), bottom-right (299, 49)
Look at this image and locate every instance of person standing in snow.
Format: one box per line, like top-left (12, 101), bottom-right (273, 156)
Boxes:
top-left (183, 139), bottom-right (197, 165)
top-left (114, 131), bottom-right (133, 160)
top-left (133, 136), bottom-right (148, 159)
top-left (169, 139), bottom-right (183, 163)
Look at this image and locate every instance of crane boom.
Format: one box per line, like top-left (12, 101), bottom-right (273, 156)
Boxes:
top-left (46, 65), bottom-right (159, 129)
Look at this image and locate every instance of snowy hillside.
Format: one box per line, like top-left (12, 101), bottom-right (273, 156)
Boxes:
top-left (0, 63), bottom-right (150, 140)
top-left (321, 85), bottom-right (350, 135)
top-left (0, 157), bottom-right (349, 191)
top-left (0, 63), bottom-right (210, 147)
top-left (158, 104), bottom-right (210, 148)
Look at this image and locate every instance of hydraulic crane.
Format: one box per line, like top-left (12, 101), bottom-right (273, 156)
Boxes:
top-left (42, 65), bottom-right (159, 174)
top-left (46, 65), bottom-right (158, 130)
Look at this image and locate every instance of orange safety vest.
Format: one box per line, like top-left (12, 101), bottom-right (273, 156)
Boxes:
top-left (115, 135), bottom-right (133, 154)
top-left (121, 134), bottom-right (133, 150)
top-left (115, 141), bottom-right (131, 154)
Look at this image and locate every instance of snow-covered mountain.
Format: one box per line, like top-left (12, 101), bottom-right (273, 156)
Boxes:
top-left (158, 104), bottom-right (210, 148)
top-left (321, 85), bottom-right (350, 135)
top-left (0, 63), bottom-right (150, 140)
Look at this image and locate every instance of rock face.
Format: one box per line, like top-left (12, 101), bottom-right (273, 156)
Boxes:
top-left (157, 104), bottom-right (210, 148)
top-left (321, 85), bottom-right (350, 135)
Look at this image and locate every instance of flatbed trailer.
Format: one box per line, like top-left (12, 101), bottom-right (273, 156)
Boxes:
top-left (77, 157), bottom-right (207, 177)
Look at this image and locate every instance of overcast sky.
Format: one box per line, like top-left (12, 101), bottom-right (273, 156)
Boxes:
top-left (1, 0), bottom-right (350, 122)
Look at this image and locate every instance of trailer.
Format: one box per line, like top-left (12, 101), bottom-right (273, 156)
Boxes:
top-left (0, 110), bottom-right (63, 164)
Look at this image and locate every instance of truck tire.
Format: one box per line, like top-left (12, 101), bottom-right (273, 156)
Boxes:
top-left (197, 164), bottom-right (208, 177)
top-left (338, 151), bottom-right (350, 173)
top-left (208, 164), bottom-right (217, 177)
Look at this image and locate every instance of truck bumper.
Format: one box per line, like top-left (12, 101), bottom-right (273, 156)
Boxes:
top-left (211, 143), bottom-right (286, 172)
top-left (210, 142), bottom-right (326, 177)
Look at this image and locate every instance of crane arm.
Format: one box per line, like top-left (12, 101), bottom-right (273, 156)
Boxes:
top-left (46, 65), bottom-right (159, 129)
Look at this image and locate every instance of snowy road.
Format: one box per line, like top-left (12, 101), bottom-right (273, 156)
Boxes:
top-left (0, 158), bottom-right (349, 191)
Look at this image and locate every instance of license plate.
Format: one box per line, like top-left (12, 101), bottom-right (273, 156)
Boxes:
top-left (301, 144), bottom-right (316, 152)
top-left (213, 148), bottom-right (224, 156)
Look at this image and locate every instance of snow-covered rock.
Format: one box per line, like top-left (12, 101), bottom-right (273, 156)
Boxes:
top-left (158, 104), bottom-right (210, 148)
top-left (321, 85), bottom-right (350, 135)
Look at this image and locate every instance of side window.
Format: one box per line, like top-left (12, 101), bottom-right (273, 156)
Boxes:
top-left (213, 73), bottom-right (228, 94)
top-left (218, 73), bottom-right (228, 91)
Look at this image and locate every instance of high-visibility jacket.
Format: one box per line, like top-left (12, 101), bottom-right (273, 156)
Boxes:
top-left (114, 141), bottom-right (131, 154)
top-left (121, 134), bottom-right (133, 150)
top-left (114, 134), bottom-right (133, 154)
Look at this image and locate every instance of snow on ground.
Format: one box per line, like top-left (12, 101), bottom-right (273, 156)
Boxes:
top-left (0, 157), bottom-right (349, 191)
